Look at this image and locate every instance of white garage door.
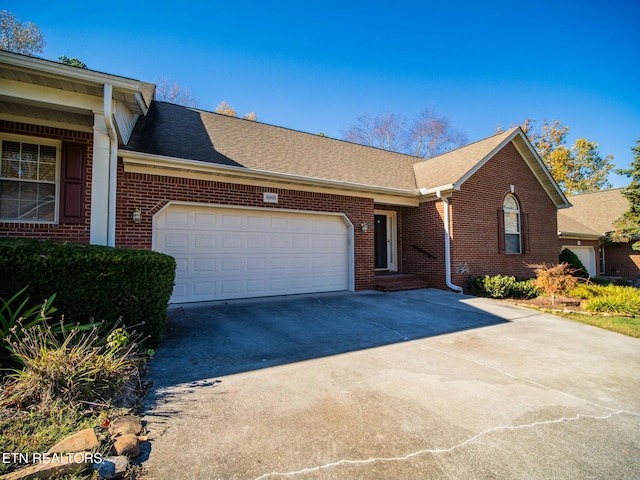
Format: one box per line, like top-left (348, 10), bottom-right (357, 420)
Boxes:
top-left (564, 245), bottom-right (596, 277)
top-left (155, 204), bottom-right (351, 303)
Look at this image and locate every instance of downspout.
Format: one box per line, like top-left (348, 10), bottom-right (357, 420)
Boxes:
top-left (438, 191), bottom-right (463, 293)
top-left (103, 84), bottom-right (118, 247)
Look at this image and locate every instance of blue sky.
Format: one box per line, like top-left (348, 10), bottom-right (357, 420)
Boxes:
top-left (6, 0), bottom-right (639, 188)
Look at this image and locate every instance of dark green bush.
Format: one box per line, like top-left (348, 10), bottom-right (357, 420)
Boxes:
top-left (0, 239), bottom-right (176, 346)
top-left (559, 248), bottom-right (589, 278)
top-left (468, 275), bottom-right (540, 299)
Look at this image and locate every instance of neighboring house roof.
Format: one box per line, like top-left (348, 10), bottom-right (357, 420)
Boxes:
top-left (558, 189), bottom-right (629, 238)
top-left (122, 102), bottom-right (571, 207)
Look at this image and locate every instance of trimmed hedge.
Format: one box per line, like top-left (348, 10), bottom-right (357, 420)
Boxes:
top-left (468, 275), bottom-right (540, 299)
top-left (0, 238), bottom-right (176, 346)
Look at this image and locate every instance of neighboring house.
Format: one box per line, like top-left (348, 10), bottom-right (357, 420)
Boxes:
top-left (558, 189), bottom-right (640, 280)
top-left (0, 50), bottom-right (571, 302)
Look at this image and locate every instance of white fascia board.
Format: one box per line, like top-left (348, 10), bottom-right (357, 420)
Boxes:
top-left (417, 184), bottom-right (456, 202)
top-left (0, 51), bottom-right (144, 92)
top-left (0, 112), bottom-right (93, 132)
top-left (510, 131), bottom-right (572, 208)
top-left (0, 77), bottom-right (103, 113)
top-left (558, 231), bottom-right (601, 240)
top-left (121, 150), bottom-right (418, 201)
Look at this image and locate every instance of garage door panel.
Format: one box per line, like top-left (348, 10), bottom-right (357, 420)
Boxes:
top-left (163, 210), bottom-right (189, 226)
top-left (194, 212), bottom-right (216, 226)
top-left (156, 205), bottom-right (350, 302)
top-left (193, 234), bottom-right (215, 248)
top-left (193, 258), bottom-right (215, 272)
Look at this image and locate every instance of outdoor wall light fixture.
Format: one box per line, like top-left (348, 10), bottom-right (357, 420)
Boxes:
top-left (361, 222), bottom-right (369, 233)
top-left (132, 208), bottom-right (142, 224)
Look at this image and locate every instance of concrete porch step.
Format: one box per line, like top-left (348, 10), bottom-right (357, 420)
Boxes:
top-left (373, 274), bottom-right (429, 292)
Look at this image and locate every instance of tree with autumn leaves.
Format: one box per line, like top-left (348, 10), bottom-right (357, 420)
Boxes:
top-left (509, 119), bottom-right (615, 195)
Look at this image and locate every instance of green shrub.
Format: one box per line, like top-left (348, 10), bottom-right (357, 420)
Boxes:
top-left (0, 239), bottom-right (176, 346)
top-left (569, 284), bottom-right (602, 300)
top-left (585, 296), bottom-right (640, 315)
top-left (570, 284), bottom-right (640, 315)
top-left (559, 248), bottom-right (589, 278)
top-left (514, 278), bottom-right (541, 299)
top-left (468, 275), bottom-right (540, 299)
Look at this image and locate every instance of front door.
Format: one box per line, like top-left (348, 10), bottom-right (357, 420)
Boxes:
top-left (374, 211), bottom-right (397, 271)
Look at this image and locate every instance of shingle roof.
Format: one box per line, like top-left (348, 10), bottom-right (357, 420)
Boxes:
top-left (413, 128), bottom-right (516, 190)
top-left (123, 102), bottom-right (420, 191)
top-left (122, 102), bottom-right (568, 208)
top-left (558, 189), bottom-right (629, 236)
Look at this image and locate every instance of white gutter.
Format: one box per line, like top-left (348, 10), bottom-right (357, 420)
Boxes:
top-left (438, 191), bottom-right (463, 293)
top-left (103, 84), bottom-right (118, 247)
top-left (121, 150), bottom-right (418, 198)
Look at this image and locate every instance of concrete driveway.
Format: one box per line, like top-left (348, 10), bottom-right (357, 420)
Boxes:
top-left (141, 289), bottom-right (640, 479)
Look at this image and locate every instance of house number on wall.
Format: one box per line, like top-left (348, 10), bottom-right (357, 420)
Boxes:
top-left (263, 192), bottom-right (279, 203)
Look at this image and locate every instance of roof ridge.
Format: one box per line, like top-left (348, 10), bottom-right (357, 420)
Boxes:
top-left (566, 187), bottom-right (625, 198)
top-left (153, 100), bottom-right (435, 162)
top-left (423, 127), bottom-right (519, 162)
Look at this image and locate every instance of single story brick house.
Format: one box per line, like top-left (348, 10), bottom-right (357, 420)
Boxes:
top-left (0, 50), bottom-right (571, 302)
top-left (558, 189), bottom-right (639, 280)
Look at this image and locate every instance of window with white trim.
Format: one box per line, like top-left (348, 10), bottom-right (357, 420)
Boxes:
top-left (503, 194), bottom-right (521, 254)
top-left (0, 136), bottom-right (59, 222)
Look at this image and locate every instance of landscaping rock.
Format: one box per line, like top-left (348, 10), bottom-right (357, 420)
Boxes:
top-left (109, 415), bottom-right (143, 438)
top-left (113, 434), bottom-right (140, 458)
top-left (47, 428), bottom-right (100, 454)
top-left (0, 455), bottom-right (92, 480)
top-left (93, 455), bottom-right (129, 480)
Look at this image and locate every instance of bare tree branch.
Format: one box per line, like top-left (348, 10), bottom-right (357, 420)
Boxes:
top-left (156, 77), bottom-right (198, 107)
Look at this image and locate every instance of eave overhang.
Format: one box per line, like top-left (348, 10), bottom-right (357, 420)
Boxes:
top-left (120, 150), bottom-right (420, 207)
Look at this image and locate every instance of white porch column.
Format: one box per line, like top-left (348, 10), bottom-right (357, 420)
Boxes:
top-left (90, 113), bottom-right (110, 245)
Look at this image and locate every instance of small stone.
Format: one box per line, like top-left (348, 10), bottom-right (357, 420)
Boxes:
top-left (93, 455), bottom-right (129, 480)
top-left (108, 415), bottom-right (143, 438)
top-left (47, 428), bottom-right (100, 454)
top-left (0, 455), bottom-right (92, 480)
top-left (113, 434), bottom-right (140, 458)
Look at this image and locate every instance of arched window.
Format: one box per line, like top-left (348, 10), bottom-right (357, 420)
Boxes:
top-left (503, 194), bottom-right (521, 254)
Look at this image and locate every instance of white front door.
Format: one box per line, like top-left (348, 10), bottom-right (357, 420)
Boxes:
top-left (154, 204), bottom-right (352, 302)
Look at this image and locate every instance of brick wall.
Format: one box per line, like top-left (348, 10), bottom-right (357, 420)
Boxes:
top-left (0, 121), bottom-right (92, 243)
top-left (115, 161), bottom-right (376, 290)
top-left (604, 243), bottom-right (640, 279)
top-left (401, 200), bottom-right (447, 288)
top-left (448, 141), bottom-right (559, 290)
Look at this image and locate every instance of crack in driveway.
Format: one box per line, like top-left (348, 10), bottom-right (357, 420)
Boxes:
top-left (253, 410), bottom-right (637, 479)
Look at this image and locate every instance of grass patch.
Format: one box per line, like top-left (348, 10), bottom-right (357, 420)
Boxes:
top-left (552, 311), bottom-right (640, 338)
top-left (0, 403), bottom-right (105, 475)
top-left (0, 295), bottom-right (145, 479)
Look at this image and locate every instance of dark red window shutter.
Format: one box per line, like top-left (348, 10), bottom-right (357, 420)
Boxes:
top-left (497, 208), bottom-right (505, 253)
top-left (60, 142), bottom-right (86, 224)
top-left (521, 212), bottom-right (530, 253)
